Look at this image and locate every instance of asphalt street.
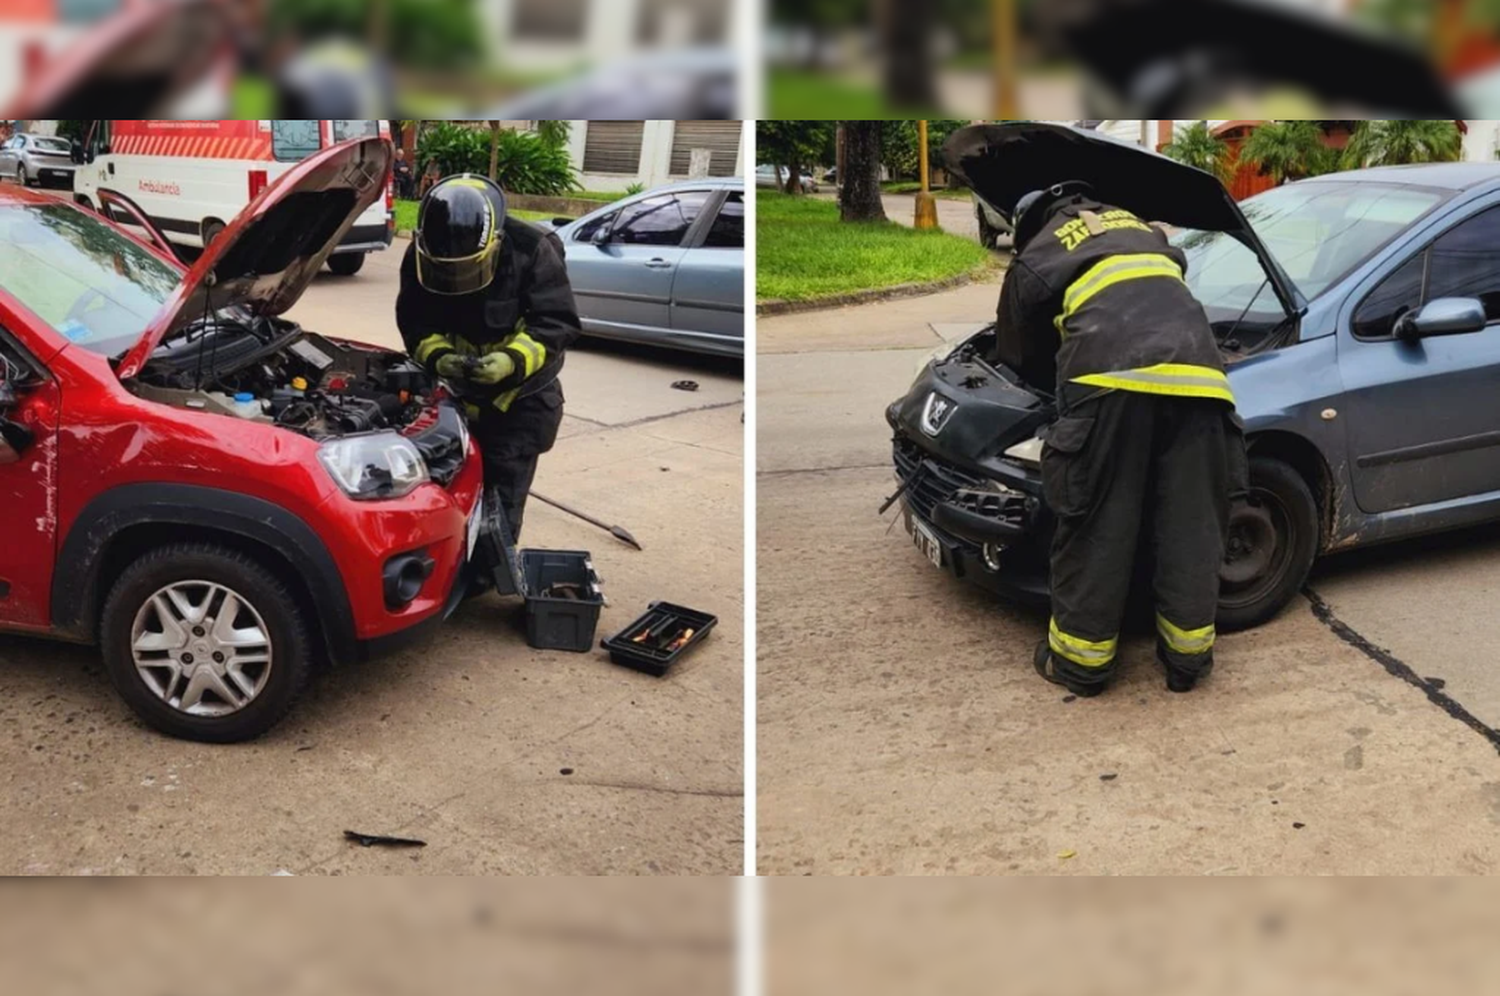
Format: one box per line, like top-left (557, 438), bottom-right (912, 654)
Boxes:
top-left (0, 237), bottom-right (745, 875)
top-left (758, 276), bottom-right (1500, 875)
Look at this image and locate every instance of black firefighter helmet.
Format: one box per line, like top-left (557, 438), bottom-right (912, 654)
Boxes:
top-left (415, 174), bottom-right (508, 295)
top-left (1012, 180), bottom-right (1097, 252)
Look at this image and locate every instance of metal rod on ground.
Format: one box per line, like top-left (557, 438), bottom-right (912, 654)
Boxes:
top-left (532, 492), bottom-right (643, 550)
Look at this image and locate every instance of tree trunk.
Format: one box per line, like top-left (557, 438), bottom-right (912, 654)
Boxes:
top-left (489, 121), bottom-right (501, 182)
top-left (881, 0), bottom-right (937, 110)
top-left (839, 122), bottom-right (886, 223)
top-left (782, 157), bottom-right (802, 195)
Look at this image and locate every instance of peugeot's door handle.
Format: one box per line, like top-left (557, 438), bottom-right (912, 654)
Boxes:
top-left (645, 258), bottom-right (673, 269)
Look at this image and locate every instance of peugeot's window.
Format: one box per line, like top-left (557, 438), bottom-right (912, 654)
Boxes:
top-left (0, 203), bottom-right (180, 356)
top-left (1354, 202), bottom-right (1500, 339)
top-left (609, 191), bottom-right (711, 246)
top-left (703, 192), bottom-right (743, 248)
top-left (573, 209), bottom-right (618, 243)
top-left (1174, 181), bottom-right (1444, 342)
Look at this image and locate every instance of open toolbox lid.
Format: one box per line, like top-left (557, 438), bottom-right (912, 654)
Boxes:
top-left (479, 493), bottom-right (602, 603)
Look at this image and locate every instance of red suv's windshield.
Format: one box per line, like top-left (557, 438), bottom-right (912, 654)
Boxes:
top-left (0, 202), bottom-right (179, 356)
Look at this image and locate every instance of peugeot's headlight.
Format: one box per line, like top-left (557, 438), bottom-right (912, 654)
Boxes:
top-left (318, 433), bottom-right (429, 500)
top-left (1003, 435), bottom-right (1044, 469)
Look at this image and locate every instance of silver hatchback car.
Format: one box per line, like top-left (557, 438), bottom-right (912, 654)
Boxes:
top-left (0, 133), bottom-right (77, 189)
top-left (541, 178), bottom-right (744, 357)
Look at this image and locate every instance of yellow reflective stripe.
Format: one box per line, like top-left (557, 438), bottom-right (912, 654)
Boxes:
top-left (1157, 614), bottom-right (1216, 655)
top-left (414, 333), bottom-right (453, 365)
top-left (505, 331), bottom-right (547, 379)
top-left (1048, 618), bottom-right (1118, 668)
top-left (1054, 252), bottom-right (1185, 336)
top-left (492, 388), bottom-right (521, 413)
top-left (1070, 362), bottom-right (1235, 404)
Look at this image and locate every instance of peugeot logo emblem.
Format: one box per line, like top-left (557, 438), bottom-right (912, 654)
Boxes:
top-left (921, 393), bottom-right (956, 436)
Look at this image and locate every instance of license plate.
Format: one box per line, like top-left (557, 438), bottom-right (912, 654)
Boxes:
top-left (909, 514), bottom-right (943, 569)
top-left (465, 493), bottom-right (484, 561)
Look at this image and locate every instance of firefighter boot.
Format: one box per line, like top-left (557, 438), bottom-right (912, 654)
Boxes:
top-left (1033, 640), bottom-right (1106, 698)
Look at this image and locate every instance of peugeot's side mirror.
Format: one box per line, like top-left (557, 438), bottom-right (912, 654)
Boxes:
top-left (1395, 297), bottom-right (1487, 339)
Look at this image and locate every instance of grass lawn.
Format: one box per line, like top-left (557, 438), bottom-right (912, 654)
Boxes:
top-left (757, 192), bottom-right (993, 303)
top-left (768, 69), bottom-right (926, 119)
top-left (394, 200), bottom-right (564, 235)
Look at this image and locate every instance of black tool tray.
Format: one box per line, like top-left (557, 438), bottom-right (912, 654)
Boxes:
top-left (601, 602), bottom-right (717, 676)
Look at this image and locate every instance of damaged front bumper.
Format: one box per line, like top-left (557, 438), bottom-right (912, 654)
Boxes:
top-left (888, 421), bottom-right (1052, 606)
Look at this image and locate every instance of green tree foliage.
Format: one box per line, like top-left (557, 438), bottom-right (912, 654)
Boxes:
top-left (1161, 121), bottom-right (1233, 184)
top-left (880, 120), bottom-right (968, 182)
top-left (757, 121), bottom-right (837, 194)
top-left (1342, 119), bottom-right (1463, 169)
top-left (1239, 120), bottom-right (1326, 185)
top-left (268, 0), bottom-right (483, 70)
top-left (417, 122), bottom-right (579, 195)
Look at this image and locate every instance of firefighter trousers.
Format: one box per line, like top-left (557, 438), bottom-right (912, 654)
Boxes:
top-left (1040, 389), bottom-right (1246, 690)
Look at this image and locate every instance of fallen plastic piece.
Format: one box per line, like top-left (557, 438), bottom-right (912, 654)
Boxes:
top-left (344, 830), bottom-right (427, 848)
top-left (1057, 849), bottom-right (1077, 860)
top-left (671, 380), bottom-right (699, 392)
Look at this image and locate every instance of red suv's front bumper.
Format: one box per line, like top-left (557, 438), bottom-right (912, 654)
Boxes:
top-left (316, 448), bottom-right (486, 659)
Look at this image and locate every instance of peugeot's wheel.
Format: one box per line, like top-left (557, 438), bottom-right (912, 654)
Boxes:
top-left (101, 544), bottom-right (312, 742)
top-left (1215, 456), bottom-right (1319, 632)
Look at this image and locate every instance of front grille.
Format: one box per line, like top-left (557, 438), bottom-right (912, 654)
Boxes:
top-left (892, 437), bottom-right (987, 524)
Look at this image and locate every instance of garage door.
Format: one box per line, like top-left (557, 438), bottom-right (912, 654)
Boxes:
top-left (582, 121), bottom-right (646, 175)
top-left (669, 121), bottom-right (741, 178)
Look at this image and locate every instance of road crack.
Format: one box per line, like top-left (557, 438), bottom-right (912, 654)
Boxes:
top-left (1305, 587), bottom-right (1500, 755)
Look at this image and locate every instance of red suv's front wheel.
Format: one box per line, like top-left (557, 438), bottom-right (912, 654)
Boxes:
top-left (100, 544), bottom-right (313, 742)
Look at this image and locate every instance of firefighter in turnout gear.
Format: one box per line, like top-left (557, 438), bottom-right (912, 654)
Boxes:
top-left (397, 174), bottom-right (581, 541)
top-left (996, 181), bottom-right (1248, 696)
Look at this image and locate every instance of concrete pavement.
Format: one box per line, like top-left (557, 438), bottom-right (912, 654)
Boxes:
top-left (758, 281), bottom-right (1500, 875)
top-left (0, 246), bottom-right (744, 875)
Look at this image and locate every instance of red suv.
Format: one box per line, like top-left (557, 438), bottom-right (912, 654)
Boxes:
top-left (0, 137), bottom-right (483, 742)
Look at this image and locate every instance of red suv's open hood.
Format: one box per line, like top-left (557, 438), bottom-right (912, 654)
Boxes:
top-left (116, 135), bottom-right (392, 381)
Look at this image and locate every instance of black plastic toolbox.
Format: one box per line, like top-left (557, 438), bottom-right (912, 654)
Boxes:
top-left (480, 491), bottom-right (604, 652)
top-left (601, 602), bottom-right (717, 676)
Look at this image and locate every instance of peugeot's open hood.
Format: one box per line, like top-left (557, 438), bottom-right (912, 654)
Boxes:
top-left (943, 122), bottom-right (1306, 315)
top-left (116, 135), bottom-right (392, 381)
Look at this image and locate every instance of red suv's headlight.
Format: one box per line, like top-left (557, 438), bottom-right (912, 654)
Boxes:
top-left (318, 433), bottom-right (430, 499)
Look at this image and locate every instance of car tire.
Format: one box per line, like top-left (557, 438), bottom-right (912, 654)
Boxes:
top-left (100, 543), bottom-right (313, 743)
top-left (201, 219), bottom-right (225, 248)
top-left (1215, 456), bottom-right (1319, 632)
top-left (326, 253), bottom-right (365, 276)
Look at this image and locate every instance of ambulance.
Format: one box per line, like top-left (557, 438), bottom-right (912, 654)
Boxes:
top-left (72, 119), bottom-right (395, 275)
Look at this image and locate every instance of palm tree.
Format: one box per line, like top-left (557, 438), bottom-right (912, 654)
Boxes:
top-left (1239, 120), bottom-right (1326, 185)
top-left (1343, 119), bottom-right (1463, 169)
top-left (1161, 121), bottom-right (1233, 184)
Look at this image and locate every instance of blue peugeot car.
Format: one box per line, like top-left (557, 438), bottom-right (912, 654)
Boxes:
top-left (889, 122), bottom-right (1500, 630)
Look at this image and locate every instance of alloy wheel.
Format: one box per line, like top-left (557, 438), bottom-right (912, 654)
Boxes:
top-left (130, 580), bottom-right (274, 717)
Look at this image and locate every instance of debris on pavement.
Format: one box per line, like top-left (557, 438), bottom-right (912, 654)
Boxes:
top-left (1100, 773), bottom-right (1117, 781)
top-left (671, 380), bottom-right (699, 392)
top-left (1057, 849), bottom-right (1077, 860)
top-left (344, 830), bottom-right (428, 849)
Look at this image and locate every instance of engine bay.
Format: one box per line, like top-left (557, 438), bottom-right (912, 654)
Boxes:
top-left (132, 314), bottom-right (437, 441)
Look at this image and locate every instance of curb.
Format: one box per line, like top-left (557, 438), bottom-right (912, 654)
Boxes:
top-left (756, 264), bottom-right (1001, 317)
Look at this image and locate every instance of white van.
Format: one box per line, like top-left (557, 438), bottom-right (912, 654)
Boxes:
top-left (72, 119), bottom-right (394, 275)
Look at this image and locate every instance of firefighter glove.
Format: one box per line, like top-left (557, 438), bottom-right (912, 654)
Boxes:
top-left (469, 352), bottom-right (516, 385)
top-left (434, 352), bottom-right (470, 380)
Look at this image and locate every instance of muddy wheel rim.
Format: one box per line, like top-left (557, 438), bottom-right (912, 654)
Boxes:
top-left (1219, 488), bottom-right (1295, 610)
top-left (130, 581), bottom-right (273, 717)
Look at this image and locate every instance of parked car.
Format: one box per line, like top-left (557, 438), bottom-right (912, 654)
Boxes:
top-left (0, 132), bottom-right (77, 189)
top-left (755, 164), bottom-right (818, 193)
top-left (972, 191), bottom-right (1012, 250)
top-left (891, 121), bottom-right (1500, 631)
top-left (0, 135), bottom-right (484, 742)
top-left (538, 178), bottom-right (744, 357)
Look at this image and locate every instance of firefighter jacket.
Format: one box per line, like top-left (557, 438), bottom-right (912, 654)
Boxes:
top-left (397, 216), bottom-right (582, 417)
top-left (995, 195), bottom-right (1233, 406)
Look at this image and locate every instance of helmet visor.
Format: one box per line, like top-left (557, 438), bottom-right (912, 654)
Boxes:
top-left (415, 230), bottom-right (502, 295)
